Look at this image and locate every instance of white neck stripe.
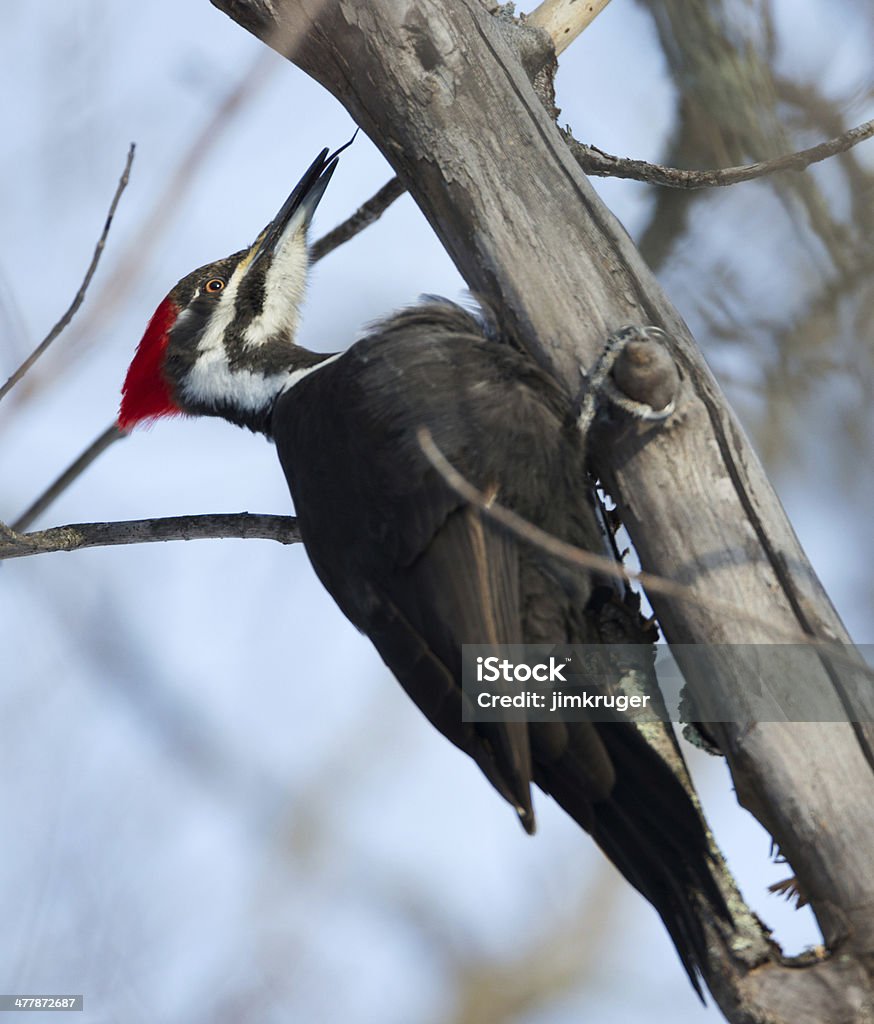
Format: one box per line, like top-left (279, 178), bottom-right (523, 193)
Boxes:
top-left (182, 347), bottom-right (344, 418)
top-left (279, 350), bottom-right (344, 394)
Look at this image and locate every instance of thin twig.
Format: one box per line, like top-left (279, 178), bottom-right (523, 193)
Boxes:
top-left (11, 423), bottom-right (127, 532)
top-left (0, 144), bottom-right (135, 404)
top-left (310, 176), bottom-right (406, 263)
top-left (7, 175), bottom-right (406, 532)
top-left (415, 426), bottom-right (871, 657)
top-left (0, 513), bottom-right (300, 561)
top-left (418, 428), bottom-right (701, 599)
top-left (526, 0), bottom-right (612, 56)
top-left (566, 116), bottom-right (874, 189)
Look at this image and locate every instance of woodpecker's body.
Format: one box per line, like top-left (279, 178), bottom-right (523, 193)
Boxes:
top-left (120, 147), bottom-right (727, 994)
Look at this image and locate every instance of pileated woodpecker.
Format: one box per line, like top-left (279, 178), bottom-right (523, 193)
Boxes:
top-left (119, 146), bottom-right (727, 993)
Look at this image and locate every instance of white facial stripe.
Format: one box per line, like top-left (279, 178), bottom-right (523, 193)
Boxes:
top-left (243, 221), bottom-right (309, 348)
top-left (196, 258), bottom-right (249, 358)
top-left (183, 255), bottom-right (281, 412)
top-left (182, 213), bottom-right (329, 416)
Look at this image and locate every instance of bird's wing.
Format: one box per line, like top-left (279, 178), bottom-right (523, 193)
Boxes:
top-left (273, 320), bottom-right (558, 827)
top-left (366, 499), bottom-right (536, 830)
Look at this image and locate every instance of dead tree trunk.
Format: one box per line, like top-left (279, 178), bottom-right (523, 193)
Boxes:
top-left (208, 1), bottom-right (874, 1019)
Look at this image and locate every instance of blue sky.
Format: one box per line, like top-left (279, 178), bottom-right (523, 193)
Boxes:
top-left (1, 2), bottom-right (871, 1021)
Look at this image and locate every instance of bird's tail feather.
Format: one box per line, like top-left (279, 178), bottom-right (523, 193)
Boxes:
top-left (537, 721), bottom-right (729, 998)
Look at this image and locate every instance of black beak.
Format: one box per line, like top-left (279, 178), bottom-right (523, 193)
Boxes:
top-left (250, 134), bottom-right (357, 267)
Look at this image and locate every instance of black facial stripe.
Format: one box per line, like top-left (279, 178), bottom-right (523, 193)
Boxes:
top-left (164, 245), bottom-right (323, 416)
top-left (227, 258), bottom-right (268, 347)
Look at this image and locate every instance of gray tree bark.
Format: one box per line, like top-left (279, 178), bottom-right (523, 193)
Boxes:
top-left (207, 1), bottom-right (874, 1019)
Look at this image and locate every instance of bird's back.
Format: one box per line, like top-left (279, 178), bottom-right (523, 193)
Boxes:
top-left (273, 302), bottom-right (601, 627)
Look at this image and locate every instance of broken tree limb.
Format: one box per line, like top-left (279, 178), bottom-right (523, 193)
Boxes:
top-left (208, 1), bottom-right (874, 1018)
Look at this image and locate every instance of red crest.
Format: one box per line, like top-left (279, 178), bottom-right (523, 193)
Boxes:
top-left (118, 297), bottom-right (182, 429)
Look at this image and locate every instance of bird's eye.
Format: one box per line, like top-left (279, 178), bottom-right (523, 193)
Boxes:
top-left (204, 278), bottom-right (225, 293)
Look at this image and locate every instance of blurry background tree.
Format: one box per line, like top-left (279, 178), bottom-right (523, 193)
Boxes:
top-left (0, 1), bottom-right (872, 1022)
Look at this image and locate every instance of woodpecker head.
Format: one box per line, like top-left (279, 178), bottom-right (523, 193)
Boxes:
top-left (119, 145), bottom-right (344, 435)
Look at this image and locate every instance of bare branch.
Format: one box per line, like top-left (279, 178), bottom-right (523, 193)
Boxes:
top-left (0, 512), bottom-right (300, 561)
top-left (416, 427), bottom-right (874, 683)
top-left (418, 425), bottom-right (747, 613)
top-left (0, 144), bottom-right (135, 404)
top-left (525, 0), bottom-right (612, 56)
top-left (12, 423), bottom-right (127, 532)
top-left (6, 169), bottom-right (404, 536)
top-left (566, 116), bottom-right (874, 189)
top-left (7, 422), bottom-right (866, 672)
top-left (5, 174), bottom-right (405, 535)
top-left (7, 173), bottom-right (409, 531)
top-left (311, 176), bottom-right (405, 263)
